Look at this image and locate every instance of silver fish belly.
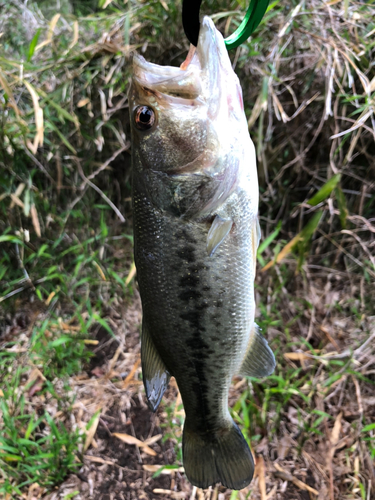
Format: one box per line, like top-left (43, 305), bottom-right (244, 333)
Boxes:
top-left (130, 16), bottom-right (275, 490)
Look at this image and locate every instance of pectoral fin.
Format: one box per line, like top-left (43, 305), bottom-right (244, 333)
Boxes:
top-left (141, 322), bottom-right (170, 412)
top-left (207, 215), bottom-right (233, 256)
top-left (238, 324), bottom-right (275, 378)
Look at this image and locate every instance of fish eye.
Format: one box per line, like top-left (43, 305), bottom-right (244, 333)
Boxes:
top-left (134, 105), bottom-right (156, 131)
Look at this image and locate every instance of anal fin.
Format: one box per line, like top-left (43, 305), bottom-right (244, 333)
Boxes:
top-left (238, 324), bottom-right (275, 378)
top-left (141, 322), bottom-right (170, 412)
top-left (207, 215), bottom-right (233, 257)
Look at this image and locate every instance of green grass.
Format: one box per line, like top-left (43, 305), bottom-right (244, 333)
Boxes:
top-left (0, 352), bottom-right (82, 495)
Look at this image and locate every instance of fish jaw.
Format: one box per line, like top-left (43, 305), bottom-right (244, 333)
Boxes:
top-left (195, 16), bottom-right (245, 122)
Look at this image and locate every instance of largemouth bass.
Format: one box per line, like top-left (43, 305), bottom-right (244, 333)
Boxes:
top-left (129, 16), bottom-right (275, 490)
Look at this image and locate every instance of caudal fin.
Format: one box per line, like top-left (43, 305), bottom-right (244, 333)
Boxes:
top-left (182, 420), bottom-right (254, 490)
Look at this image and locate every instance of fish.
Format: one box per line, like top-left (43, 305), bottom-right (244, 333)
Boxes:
top-left (129, 16), bottom-right (275, 490)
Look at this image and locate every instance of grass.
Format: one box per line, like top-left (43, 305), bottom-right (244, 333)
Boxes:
top-left (0, 350), bottom-right (82, 495)
top-left (0, 0), bottom-right (374, 498)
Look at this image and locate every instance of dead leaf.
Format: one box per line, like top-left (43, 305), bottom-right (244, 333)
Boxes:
top-left (153, 490), bottom-right (186, 499)
top-left (278, 436), bottom-right (292, 460)
top-left (327, 412), bottom-right (342, 500)
top-left (284, 352), bottom-right (312, 361)
top-left (143, 434), bottom-right (162, 446)
top-left (0, 68), bottom-right (21, 116)
top-left (77, 98), bottom-right (90, 108)
top-left (160, 0), bottom-right (169, 11)
top-left (262, 233), bottom-right (301, 271)
top-left (84, 412), bottom-right (101, 452)
top-left (91, 366), bottom-right (106, 378)
top-left (68, 20), bottom-right (79, 50)
top-left (330, 412), bottom-right (342, 450)
top-left (56, 320), bottom-right (81, 331)
top-left (10, 194), bottom-right (25, 209)
top-left (254, 455), bottom-right (266, 500)
top-left (36, 14), bottom-right (61, 51)
top-left (28, 377), bottom-right (44, 398)
top-left (106, 344), bottom-right (123, 377)
top-left (93, 260), bottom-right (106, 281)
top-left (24, 81), bottom-right (44, 154)
top-left (274, 463), bottom-right (318, 495)
top-left (113, 432), bottom-right (157, 456)
top-left (84, 455), bottom-right (115, 465)
top-left (26, 368), bottom-right (46, 398)
top-left (122, 357), bottom-right (141, 388)
top-left (45, 291), bottom-right (56, 306)
top-left (143, 464), bottom-right (185, 475)
top-left (125, 262), bottom-right (136, 286)
top-left (265, 484), bottom-right (278, 500)
top-left (9, 183), bottom-right (25, 209)
top-left (30, 204), bottom-right (41, 237)
top-left (327, 412), bottom-right (343, 464)
top-left (320, 325), bottom-right (340, 351)
top-left (102, 0), bottom-right (114, 8)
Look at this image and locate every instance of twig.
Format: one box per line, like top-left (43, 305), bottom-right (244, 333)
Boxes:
top-left (0, 285), bottom-right (29, 303)
top-left (59, 184), bottom-right (88, 236)
top-left (290, 331), bottom-right (375, 364)
top-left (318, 229), bottom-right (375, 279)
top-left (23, 146), bottom-right (55, 184)
top-left (79, 144), bottom-right (129, 188)
top-left (0, 274), bottom-right (65, 303)
top-left (15, 242), bottom-right (34, 291)
top-left (352, 375), bottom-right (363, 419)
top-left (210, 486), bottom-right (218, 500)
top-left (189, 486), bottom-right (197, 500)
top-left (130, 420), bottom-right (142, 464)
top-left (75, 159), bottom-right (125, 223)
top-left (274, 463), bottom-right (319, 496)
top-left (341, 229), bottom-right (375, 269)
top-left (267, 110), bottom-right (326, 189)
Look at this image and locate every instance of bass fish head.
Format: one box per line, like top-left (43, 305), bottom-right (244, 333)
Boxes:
top-left (130, 16), bottom-right (253, 216)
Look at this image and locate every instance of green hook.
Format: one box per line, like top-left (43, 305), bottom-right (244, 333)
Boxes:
top-left (224, 0), bottom-right (270, 50)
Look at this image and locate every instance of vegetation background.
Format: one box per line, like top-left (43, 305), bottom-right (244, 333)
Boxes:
top-left (0, 0), bottom-right (374, 499)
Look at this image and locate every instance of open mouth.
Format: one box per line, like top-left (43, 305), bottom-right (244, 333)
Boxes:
top-left (132, 54), bottom-right (202, 99)
top-left (132, 17), bottom-right (222, 101)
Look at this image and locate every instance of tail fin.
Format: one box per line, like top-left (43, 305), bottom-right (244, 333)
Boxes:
top-left (182, 420), bottom-right (254, 490)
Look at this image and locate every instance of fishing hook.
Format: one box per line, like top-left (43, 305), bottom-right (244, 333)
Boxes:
top-left (182, 0), bottom-right (269, 50)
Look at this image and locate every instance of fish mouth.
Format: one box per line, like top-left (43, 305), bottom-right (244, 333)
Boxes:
top-left (132, 17), bottom-right (226, 101)
top-left (132, 54), bottom-right (202, 99)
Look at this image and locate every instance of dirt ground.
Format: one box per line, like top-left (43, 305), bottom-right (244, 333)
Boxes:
top-left (2, 274), bottom-right (375, 500)
top-left (36, 281), bottom-right (374, 500)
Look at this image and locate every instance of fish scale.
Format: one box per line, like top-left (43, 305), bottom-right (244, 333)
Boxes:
top-left (133, 180), bottom-right (257, 421)
top-left (130, 16), bottom-right (275, 490)
top-left (133, 185), bottom-right (254, 427)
